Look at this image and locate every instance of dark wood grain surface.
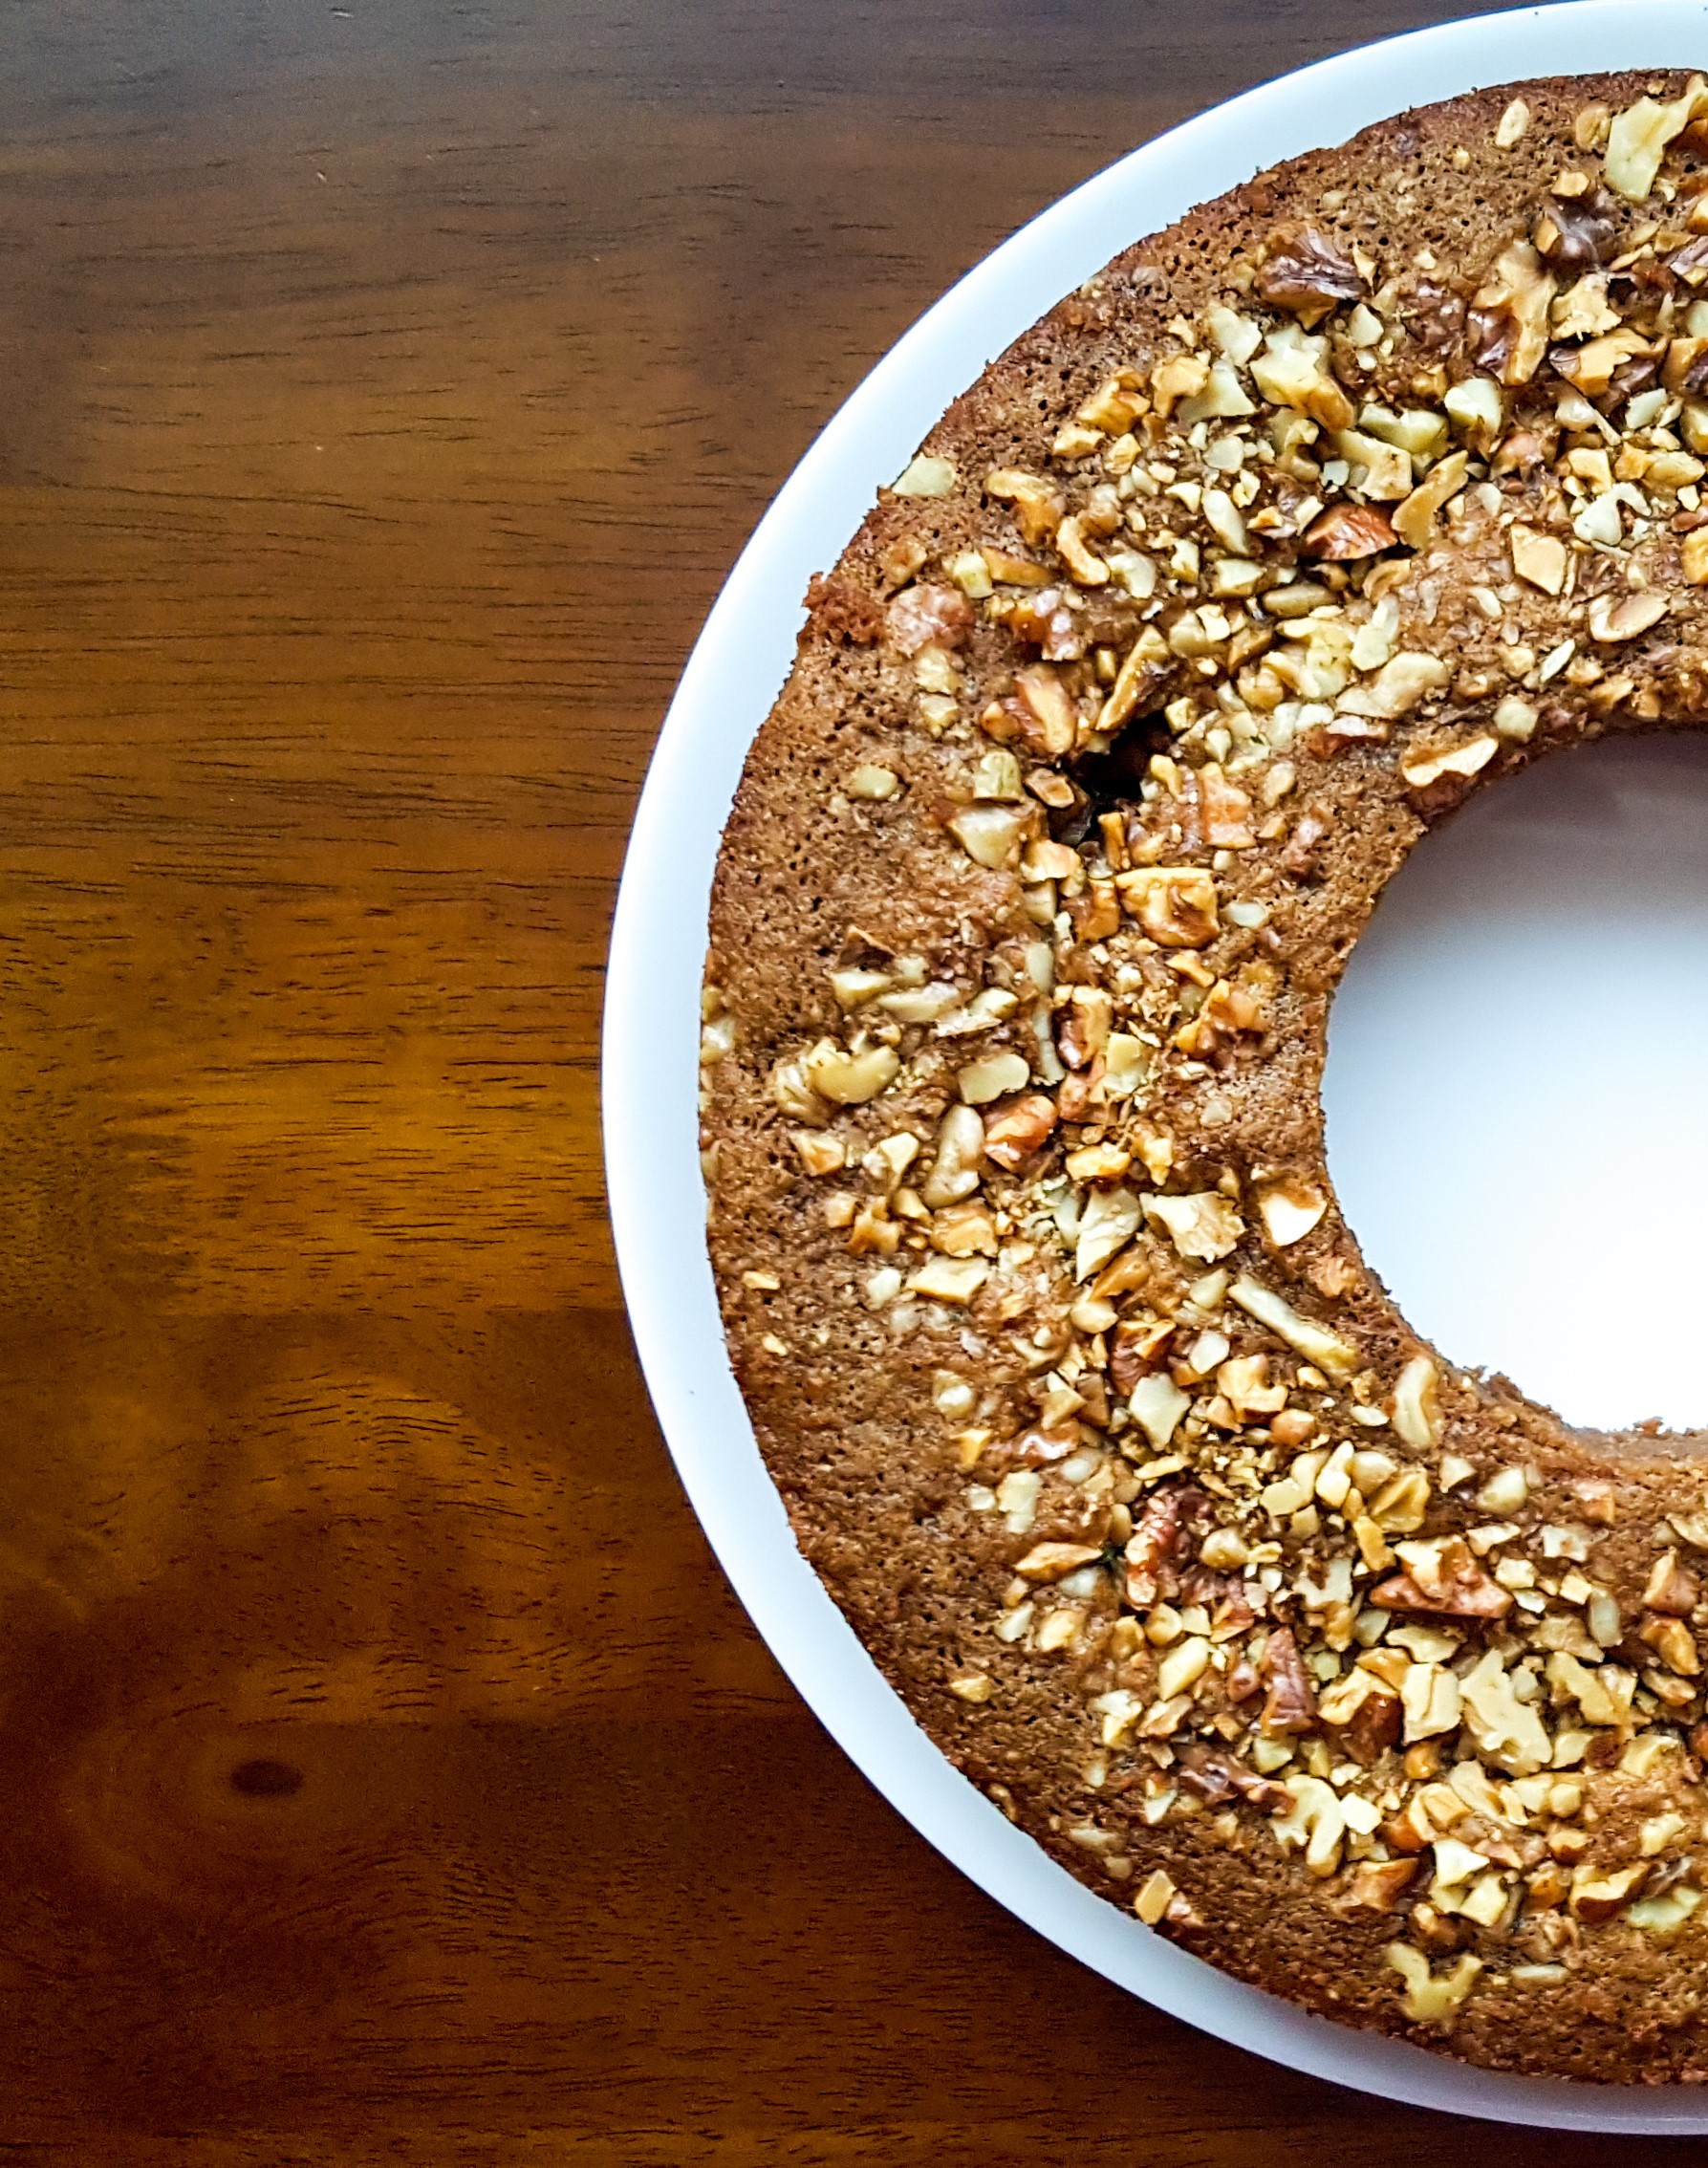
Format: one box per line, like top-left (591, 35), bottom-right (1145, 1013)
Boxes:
top-left (0, 3), bottom-right (1684, 2157)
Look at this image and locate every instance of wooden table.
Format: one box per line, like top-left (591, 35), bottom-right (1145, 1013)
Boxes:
top-left (0, 4), bottom-right (1673, 2158)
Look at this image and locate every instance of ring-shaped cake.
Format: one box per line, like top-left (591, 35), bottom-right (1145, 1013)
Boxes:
top-left (702, 71), bottom-right (1708, 2079)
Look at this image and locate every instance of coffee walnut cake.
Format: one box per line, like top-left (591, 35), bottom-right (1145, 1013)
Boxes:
top-left (699, 72), bottom-right (1708, 2079)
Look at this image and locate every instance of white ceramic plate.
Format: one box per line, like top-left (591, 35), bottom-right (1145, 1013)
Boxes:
top-left (606, 4), bottom-right (1708, 2128)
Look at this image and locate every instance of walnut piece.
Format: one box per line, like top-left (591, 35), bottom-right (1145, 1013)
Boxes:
top-left (1509, 522), bottom-right (1567, 596)
top-left (891, 452), bottom-right (958, 498)
top-left (1230, 1272), bottom-right (1357, 1377)
top-left (1270, 1770), bottom-right (1344, 1874)
top-left (1387, 1944), bottom-right (1483, 2027)
top-left (1260, 1625), bottom-right (1319, 1737)
top-left (1494, 98), bottom-right (1530, 149)
top-left (982, 1093), bottom-right (1058, 1171)
top-left (1400, 734), bottom-right (1498, 790)
top-left (1013, 664), bottom-right (1079, 755)
top-left (1372, 1536), bottom-right (1512, 1619)
top-left (1389, 1354), bottom-right (1442, 1450)
top-left (885, 583), bottom-right (971, 656)
top-left (1255, 223), bottom-right (1363, 326)
top-left (1458, 1647), bottom-right (1552, 1774)
top-left (1467, 241), bottom-right (1556, 385)
top-left (1341, 651), bottom-right (1450, 720)
top-left (1587, 591), bottom-right (1668, 643)
top-left (1569, 1859), bottom-right (1650, 1923)
top-left (1392, 448), bottom-right (1469, 551)
top-left (1533, 187), bottom-right (1619, 272)
top-left (1249, 324), bottom-right (1354, 429)
top-left (1176, 1744), bottom-right (1289, 1812)
top-left (984, 467), bottom-right (1065, 545)
top-left (1302, 503), bottom-right (1395, 559)
top-left (1149, 353), bottom-right (1210, 418)
top-left (1256, 1176), bottom-right (1327, 1247)
top-left (1643, 1548), bottom-right (1698, 1616)
top-left (1337, 1858), bottom-right (1420, 1916)
top-left (1114, 865), bottom-right (1219, 947)
top-left (1605, 76), bottom-right (1707, 202)
top-left (1144, 1190), bottom-right (1243, 1264)
top-left (801, 1038), bottom-right (899, 1106)
top-left (1123, 1482), bottom-right (1206, 1606)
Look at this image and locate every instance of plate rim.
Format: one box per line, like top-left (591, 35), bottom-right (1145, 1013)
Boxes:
top-left (605, 3), bottom-right (1708, 2128)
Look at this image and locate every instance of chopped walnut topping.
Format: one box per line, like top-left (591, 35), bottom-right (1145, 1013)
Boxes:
top-left (891, 452), bottom-right (958, 498)
top-left (1393, 448), bottom-right (1469, 551)
top-left (1144, 1190), bottom-right (1244, 1264)
top-left (1551, 271), bottom-right (1620, 341)
top-left (1134, 1867), bottom-right (1177, 1925)
top-left (1255, 223), bottom-right (1363, 327)
top-left (907, 1255), bottom-right (989, 1305)
top-left (984, 467), bottom-right (1065, 545)
top-left (959, 1051), bottom-right (1030, 1105)
top-left (1468, 241), bottom-right (1556, 384)
top-left (1494, 98), bottom-right (1531, 149)
top-left (1443, 373), bottom-right (1504, 440)
top-left (1401, 1661), bottom-right (1461, 1743)
top-left (1390, 1355), bottom-right (1442, 1451)
top-left (1114, 865), bottom-right (1220, 947)
top-left (982, 1093), bottom-right (1057, 1171)
top-left (1256, 1177), bottom-right (1327, 1247)
top-left (1373, 1537), bottom-right (1512, 1620)
top-left (1400, 735), bottom-right (1498, 790)
top-left (1149, 353), bottom-right (1210, 419)
top-left (1605, 76), bottom-right (1707, 202)
top-left (1124, 1481), bottom-right (1203, 1602)
top-left (1508, 522), bottom-right (1568, 596)
top-left (1301, 503), bottom-right (1396, 559)
top-left (1015, 1540), bottom-right (1104, 1582)
top-left (1076, 1187), bottom-right (1143, 1281)
top-left (1548, 1648), bottom-right (1633, 1726)
top-left (1014, 664), bottom-right (1080, 756)
top-left (1077, 369), bottom-right (1148, 433)
top-left (1270, 1771), bottom-right (1343, 1873)
top-left (1344, 651), bottom-right (1452, 721)
top-left (1177, 1744), bottom-right (1289, 1811)
top-left (801, 1039), bottom-right (899, 1107)
top-left (1249, 323), bottom-right (1354, 428)
top-left (1230, 1273), bottom-right (1356, 1378)
top-left (885, 583), bottom-right (971, 656)
top-left (1339, 1858), bottom-right (1420, 1916)
top-left (1129, 1373), bottom-right (1191, 1451)
top-left (1358, 1466), bottom-right (1423, 1541)
top-left (1459, 1647), bottom-right (1551, 1774)
top-left (1643, 1548), bottom-right (1698, 1615)
top-left (791, 1130), bottom-right (846, 1177)
top-left (1386, 1944), bottom-right (1483, 2027)
top-left (920, 1103), bottom-right (985, 1207)
top-left (947, 803), bottom-right (1029, 869)
top-left (1587, 590), bottom-right (1669, 642)
top-left (1569, 1859), bottom-right (1651, 1923)
top-left (1260, 1625), bottom-right (1319, 1738)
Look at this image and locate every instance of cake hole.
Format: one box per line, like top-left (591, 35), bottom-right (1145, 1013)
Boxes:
top-left (1324, 731), bottom-right (1708, 1435)
top-left (229, 1757), bottom-right (303, 1798)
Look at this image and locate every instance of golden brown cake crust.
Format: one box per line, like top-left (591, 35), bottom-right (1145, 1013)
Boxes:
top-left (702, 72), bottom-right (1708, 2081)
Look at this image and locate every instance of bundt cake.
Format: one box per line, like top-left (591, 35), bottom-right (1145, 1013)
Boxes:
top-left (700, 70), bottom-right (1708, 2080)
